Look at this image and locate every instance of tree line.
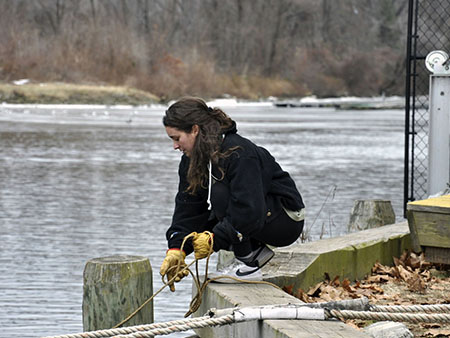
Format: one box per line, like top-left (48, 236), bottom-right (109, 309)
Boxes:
top-left (0, 0), bottom-right (409, 100)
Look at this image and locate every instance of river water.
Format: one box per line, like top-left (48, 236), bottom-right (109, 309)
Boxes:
top-left (0, 103), bottom-right (405, 338)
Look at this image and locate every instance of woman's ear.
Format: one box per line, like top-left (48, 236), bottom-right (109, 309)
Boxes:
top-left (191, 124), bottom-right (200, 136)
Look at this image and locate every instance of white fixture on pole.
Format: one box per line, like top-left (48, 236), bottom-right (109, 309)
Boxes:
top-left (425, 50), bottom-right (450, 196)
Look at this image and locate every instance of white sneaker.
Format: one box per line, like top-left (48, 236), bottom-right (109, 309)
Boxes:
top-left (207, 262), bottom-right (263, 283)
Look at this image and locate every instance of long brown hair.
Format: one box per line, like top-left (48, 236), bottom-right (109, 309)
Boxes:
top-left (163, 97), bottom-right (235, 193)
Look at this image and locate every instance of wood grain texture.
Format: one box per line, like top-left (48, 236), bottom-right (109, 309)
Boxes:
top-left (82, 255), bottom-right (153, 331)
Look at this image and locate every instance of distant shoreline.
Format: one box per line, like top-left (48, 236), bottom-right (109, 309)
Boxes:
top-left (0, 82), bottom-right (407, 110)
top-left (0, 82), bottom-right (160, 106)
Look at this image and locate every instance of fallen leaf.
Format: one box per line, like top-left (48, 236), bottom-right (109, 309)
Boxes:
top-left (372, 262), bottom-right (397, 276)
top-left (424, 328), bottom-right (450, 337)
top-left (282, 284), bottom-right (294, 295)
top-left (354, 288), bottom-right (377, 298)
top-left (421, 323), bottom-right (441, 329)
top-left (393, 256), bottom-right (403, 267)
top-left (320, 285), bottom-right (343, 300)
top-left (366, 274), bottom-right (391, 283)
top-left (406, 271), bottom-right (427, 293)
top-left (344, 320), bottom-right (361, 330)
top-left (342, 278), bottom-right (356, 293)
top-left (307, 282), bottom-right (324, 297)
top-left (407, 252), bottom-right (421, 269)
top-left (331, 275), bottom-right (340, 287)
top-left (294, 289), bottom-right (311, 303)
top-left (397, 265), bottom-right (414, 282)
top-left (421, 270), bottom-right (431, 280)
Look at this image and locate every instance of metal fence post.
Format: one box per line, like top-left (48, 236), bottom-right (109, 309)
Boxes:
top-left (425, 50), bottom-right (450, 196)
top-left (404, 0), bottom-right (450, 211)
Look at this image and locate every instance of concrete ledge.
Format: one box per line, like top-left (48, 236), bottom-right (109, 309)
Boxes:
top-left (192, 222), bottom-right (411, 338)
top-left (193, 283), bottom-right (369, 337)
top-left (265, 222), bottom-right (411, 296)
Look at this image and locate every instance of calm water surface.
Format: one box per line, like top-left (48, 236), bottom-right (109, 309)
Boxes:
top-left (0, 104), bottom-right (405, 337)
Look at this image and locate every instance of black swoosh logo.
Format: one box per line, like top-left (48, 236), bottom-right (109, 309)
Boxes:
top-left (235, 267), bottom-right (259, 277)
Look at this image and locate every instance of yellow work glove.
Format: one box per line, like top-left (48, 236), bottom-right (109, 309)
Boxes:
top-left (159, 249), bottom-right (189, 292)
top-left (192, 231), bottom-right (214, 260)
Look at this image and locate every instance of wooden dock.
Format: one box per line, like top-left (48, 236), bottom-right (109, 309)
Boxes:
top-left (273, 96), bottom-right (405, 109)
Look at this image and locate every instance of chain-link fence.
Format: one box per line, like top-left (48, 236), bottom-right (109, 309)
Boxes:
top-left (404, 0), bottom-right (450, 213)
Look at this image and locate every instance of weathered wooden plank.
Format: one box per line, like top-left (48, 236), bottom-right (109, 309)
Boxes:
top-left (406, 209), bottom-right (424, 252)
top-left (425, 246), bottom-right (450, 264)
top-left (407, 204), bottom-right (450, 214)
top-left (409, 211), bottom-right (450, 248)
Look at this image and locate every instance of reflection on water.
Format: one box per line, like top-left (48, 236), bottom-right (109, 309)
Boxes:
top-left (0, 105), bottom-right (405, 337)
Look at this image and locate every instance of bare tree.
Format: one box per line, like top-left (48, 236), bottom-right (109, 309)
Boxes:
top-left (0, 0), bottom-right (413, 97)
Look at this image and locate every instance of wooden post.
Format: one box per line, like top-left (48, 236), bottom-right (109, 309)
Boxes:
top-left (407, 195), bottom-right (450, 264)
top-left (82, 255), bottom-right (153, 331)
top-left (348, 199), bottom-right (395, 232)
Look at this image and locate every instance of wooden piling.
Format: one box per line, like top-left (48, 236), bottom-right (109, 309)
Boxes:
top-left (348, 199), bottom-right (395, 232)
top-left (82, 255), bottom-right (153, 331)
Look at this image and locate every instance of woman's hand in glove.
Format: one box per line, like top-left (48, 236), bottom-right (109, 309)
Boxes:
top-left (159, 249), bottom-right (189, 292)
top-left (191, 231), bottom-right (214, 260)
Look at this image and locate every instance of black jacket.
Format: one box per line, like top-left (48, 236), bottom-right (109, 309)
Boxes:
top-left (166, 123), bottom-right (304, 254)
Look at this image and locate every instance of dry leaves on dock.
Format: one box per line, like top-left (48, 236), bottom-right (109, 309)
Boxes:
top-left (283, 251), bottom-right (450, 337)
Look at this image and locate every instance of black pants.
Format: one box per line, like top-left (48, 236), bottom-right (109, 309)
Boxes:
top-left (209, 180), bottom-right (304, 257)
top-left (233, 208), bottom-right (304, 257)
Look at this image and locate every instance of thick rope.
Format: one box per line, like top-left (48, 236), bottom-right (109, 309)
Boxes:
top-left (370, 303), bottom-right (450, 314)
top-left (42, 316), bottom-right (213, 338)
top-left (327, 309), bottom-right (450, 324)
top-left (111, 314), bottom-right (234, 338)
top-left (42, 302), bottom-right (450, 338)
top-left (41, 315), bottom-right (233, 338)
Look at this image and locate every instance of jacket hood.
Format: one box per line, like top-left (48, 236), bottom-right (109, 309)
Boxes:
top-left (222, 120), bottom-right (237, 136)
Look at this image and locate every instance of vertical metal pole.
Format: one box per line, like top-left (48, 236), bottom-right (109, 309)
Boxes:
top-left (410, 0), bottom-right (420, 201)
top-left (427, 75), bottom-right (450, 196)
top-left (403, 0), bottom-right (414, 216)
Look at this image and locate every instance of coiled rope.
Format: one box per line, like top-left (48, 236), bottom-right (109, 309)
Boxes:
top-left (326, 309), bottom-right (450, 324)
